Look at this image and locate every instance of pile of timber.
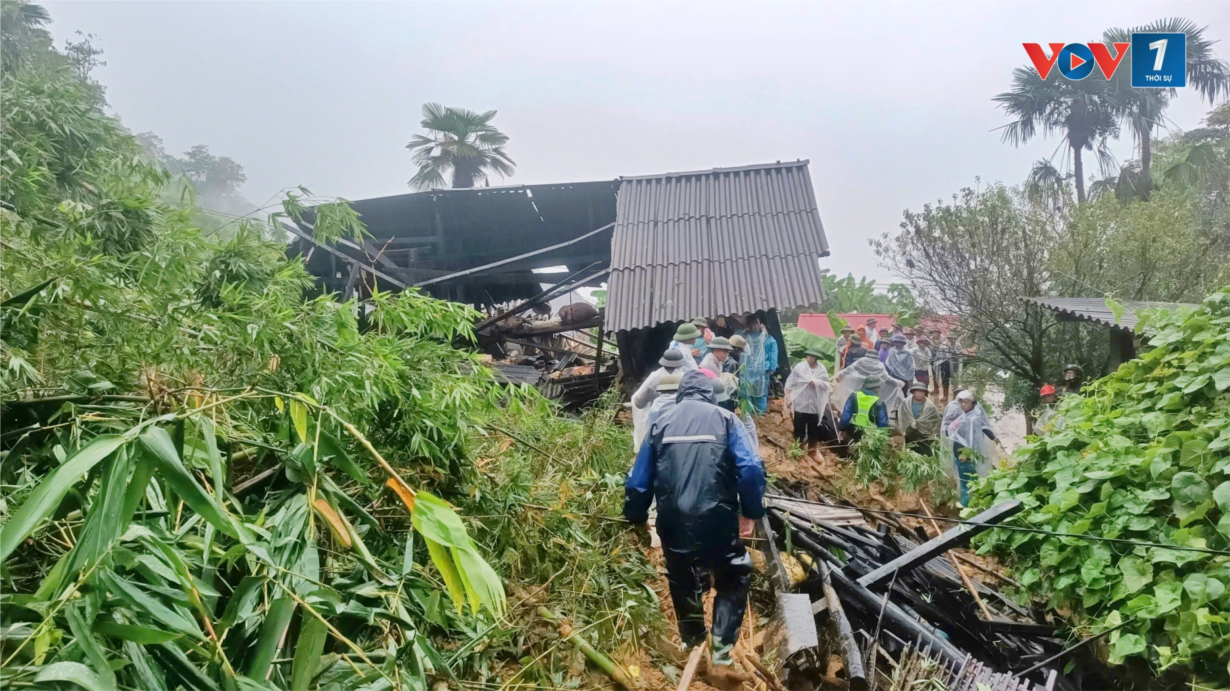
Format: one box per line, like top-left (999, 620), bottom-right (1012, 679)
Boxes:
top-left (758, 492), bottom-right (1114, 691)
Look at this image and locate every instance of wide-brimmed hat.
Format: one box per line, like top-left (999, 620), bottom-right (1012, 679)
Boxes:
top-left (710, 378), bottom-right (729, 403)
top-left (691, 317), bottom-right (709, 327)
top-left (804, 346), bottom-right (826, 358)
top-left (909, 381), bottom-right (929, 393)
top-left (656, 373), bottom-right (682, 392)
top-left (891, 334), bottom-right (907, 345)
top-left (956, 390), bottom-right (975, 402)
top-left (709, 336), bottom-right (733, 351)
top-left (864, 376), bottom-right (883, 388)
top-left (840, 325), bottom-right (855, 333)
top-left (729, 335), bottom-right (748, 349)
top-left (673, 322), bottom-right (701, 341)
top-left (659, 349), bottom-right (685, 368)
top-left (849, 334), bottom-right (863, 345)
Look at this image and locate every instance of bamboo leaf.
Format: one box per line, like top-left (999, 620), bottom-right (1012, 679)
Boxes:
top-left (424, 536), bottom-right (467, 615)
top-left (455, 545), bottom-right (507, 618)
top-left (99, 570), bottom-right (204, 640)
top-left (311, 497), bottom-right (352, 549)
top-left (290, 399), bottom-right (309, 444)
top-left (289, 615), bottom-right (328, 691)
top-left (0, 435), bottom-right (126, 562)
top-left (64, 447), bottom-right (136, 578)
top-left (138, 427), bottom-right (238, 539)
top-left (94, 621), bottom-right (183, 644)
top-left (34, 661), bottom-right (109, 691)
top-left (247, 596), bottom-right (295, 681)
top-left (66, 603), bottom-right (117, 691)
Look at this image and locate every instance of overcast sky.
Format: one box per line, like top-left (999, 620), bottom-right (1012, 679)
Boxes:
top-left (45, 1), bottom-right (1230, 284)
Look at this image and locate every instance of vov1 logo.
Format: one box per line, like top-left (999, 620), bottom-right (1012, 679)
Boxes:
top-left (1023, 33), bottom-right (1187, 88)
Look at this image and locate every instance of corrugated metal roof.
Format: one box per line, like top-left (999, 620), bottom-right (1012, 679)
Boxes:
top-left (1023, 297), bottom-right (1193, 332)
top-left (606, 161), bottom-right (829, 332)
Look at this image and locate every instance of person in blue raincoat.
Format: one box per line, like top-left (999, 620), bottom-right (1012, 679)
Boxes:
top-left (624, 370), bottom-right (765, 668)
top-left (735, 314), bottom-right (778, 415)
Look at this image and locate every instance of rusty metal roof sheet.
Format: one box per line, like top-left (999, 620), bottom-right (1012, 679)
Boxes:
top-left (606, 161), bottom-right (829, 332)
top-left (1023, 297), bottom-right (1194, 332)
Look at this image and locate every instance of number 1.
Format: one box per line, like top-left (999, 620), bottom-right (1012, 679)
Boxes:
top-left (1149, 39), bottom-right (1168, 71)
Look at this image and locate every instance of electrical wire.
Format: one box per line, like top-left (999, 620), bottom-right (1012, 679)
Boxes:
top-left (763, 493), bottom-right (1230, 557)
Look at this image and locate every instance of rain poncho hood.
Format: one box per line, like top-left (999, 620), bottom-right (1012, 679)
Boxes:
top-left (676, 370), bottom-right (716, 404)
top-left (784, 360), bottom-right (832, 415)
top-left (897, 395), bottom-right (941, 438)
top-left (885, 347), bottom-right (915, 383)
top-left (832, 356), bottom-right (905, 414)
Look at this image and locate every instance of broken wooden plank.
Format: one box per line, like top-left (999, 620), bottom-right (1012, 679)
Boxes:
top-left (857, 500), bottom-right (1023, 589)
top-left (816, 557), bottom-right (867, 690)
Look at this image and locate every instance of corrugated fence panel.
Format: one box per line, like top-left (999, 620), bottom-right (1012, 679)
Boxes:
top-left (607, 161), bottom-right (830, 332)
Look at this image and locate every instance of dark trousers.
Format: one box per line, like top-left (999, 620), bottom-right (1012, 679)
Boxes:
top-left (793, 411), bottom-right (840, 447)
top-left (663, 545), bottom-right (752, 647)
top-left (904, 427), bottom-right (934, 456)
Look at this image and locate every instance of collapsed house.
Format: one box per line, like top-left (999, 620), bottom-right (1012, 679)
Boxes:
top-left (290, 160), bottom-right (830, 400)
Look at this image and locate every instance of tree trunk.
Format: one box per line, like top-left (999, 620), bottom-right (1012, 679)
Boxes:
top-left (451, 158), bottom-right (477, 189)
top-left (1072, 145), bottom-right (1086, 204)
top-left (1139, 124), bottom-right (1153, 180)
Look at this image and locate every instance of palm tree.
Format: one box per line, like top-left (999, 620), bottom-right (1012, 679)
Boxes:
top-left (1102, 19), bottom-right (1230, 186)
top-left (995, 70), bottom-right (1119, 203)
top-left (406, 103), bottom-right (516, 191)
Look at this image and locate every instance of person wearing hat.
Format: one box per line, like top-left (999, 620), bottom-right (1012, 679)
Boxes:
top-left (783, 347), bottom-right (835, 447)
top-left (838, 374), bottom-right (889, 442)
top-left (631, 349), bottom-right (687, 450)
top-left (934, 333), bottom-right (961, 401)
top-left (897, 381), bottom-right (941, 455)
top-left (710, 375), bottom-right (738, 413)
top-left (885, 334), bottom-right (915, 392)
top-left (645, 373), bottom-right (683, 429)
top-left (942, 390), bottom-right (1000, 505)
top-left (700, 336), bottom-right (739, 377)
top-left (876, 338), bottom-right (891, 364)
top-left (841, 334), bottom-right (868, 369)
top-left (625, 370), bottom-right (765, 668)
top-left (1061, 363), bottom-right (1084, 396)
top-left (913, 336), bottom-right (933, 394)
top-left (691, 317), bottom-right (715, 361)
top-left (669, 322), bottom-right (702, 372)
top-left (1034, 384), bottom-right (1061, 434)
top-left (834, 325), bottom-right (856, 371)
top-left (864, 318), bottom-right (879, 347)
top-left (728, 334), bottom-right (748, 361)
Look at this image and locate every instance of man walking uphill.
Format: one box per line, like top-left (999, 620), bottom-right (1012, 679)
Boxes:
top-left (624, 370), bottom-right (766, 666)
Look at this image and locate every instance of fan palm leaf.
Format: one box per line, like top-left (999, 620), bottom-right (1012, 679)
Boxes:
top-left (405, 103), bottom-right (517, 190)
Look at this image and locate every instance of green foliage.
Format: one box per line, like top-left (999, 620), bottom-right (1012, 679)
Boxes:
top-left (406, 102), bottom-right (516, 191)
top-left (970, 288), bottom-right (1230, 682)
top-left (781, 324), bottom-right (836, 365)
top-left (817, 272), bottom-right (920, 325)
top-left (849, 428), bottom-right (955, 501)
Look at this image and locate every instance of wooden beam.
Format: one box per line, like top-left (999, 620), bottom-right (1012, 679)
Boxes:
top-left (284, 223), bottom-right (407, 289)
top-left (856, 500), bottom-right (1023, 588)
top-left (501, 337), bottom-right (596, 360)
top-left (474, 263), bottom-right (607, 332)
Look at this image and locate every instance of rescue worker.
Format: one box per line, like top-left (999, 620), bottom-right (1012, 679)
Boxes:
top-left (624, 370), bottom-right (765, 667)
top-left (669, 322), bottom-right (702, 371)
top-left (645, 373), bottom-right (682, 429)
top-left (1034, 384), bottom-right (1060, 433)
top-left (692, 317), bottom-right (714, 361)
top-left (699, 336), bottom-right (738, 377)
top-left (735, 314), bottom-right (777, 415)
top-left (943, 390), bottom-right (999, 505)
top-left (782, 347), bottom-right (833, 447)
top-left (838, 374), bottom-right (890, 443)
top-left (631, 349), bottom-right (685, 450)
top-left (1062, 364), bottom-right (1084, 395)
top-left (897, 382), bottom-right (941, 455)
top-left (885, 334), bottom-right (915, 392)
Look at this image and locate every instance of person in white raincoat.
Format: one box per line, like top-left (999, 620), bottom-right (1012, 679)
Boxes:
top-left (632, 349), bottom-right (685, 450)
top-left (941, 390), bottom-right (1003, 505)
top-left (782, 347), bottom-right (833, 446)
top-left (831, 353), bottom-right (906, 425)
top-left (668, 322), bottom-right (701, 372)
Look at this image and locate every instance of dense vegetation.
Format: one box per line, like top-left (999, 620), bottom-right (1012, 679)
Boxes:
top-left (0, 4), bottom-right (661, 689)
top-left (972, 290), bottom-right (1230, 683)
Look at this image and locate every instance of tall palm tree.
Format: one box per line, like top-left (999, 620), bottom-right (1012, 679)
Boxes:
top-left (406, 103), bottom-right (515, 191)
top-left (995, 70), bottom-right (1119, 203)
top-left (1102, 19), bottom-right (1230, 185)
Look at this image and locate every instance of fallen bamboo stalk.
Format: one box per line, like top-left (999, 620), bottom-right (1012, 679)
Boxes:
top-left (676, 645), bottom-right (705, 691)
top-left (815, 557), bottom-right (868, 690)
top-left (920, 501), bottom-right (994, 621)
top-left (536, 607), bottom-right (635, 690)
